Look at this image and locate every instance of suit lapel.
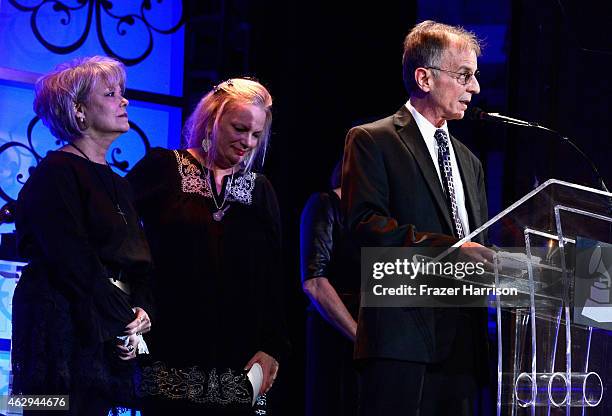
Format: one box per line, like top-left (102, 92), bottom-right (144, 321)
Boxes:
top-left (393, 106), bottom-right (455, 234)
top-left (451, 136), bottom-right (480, 229)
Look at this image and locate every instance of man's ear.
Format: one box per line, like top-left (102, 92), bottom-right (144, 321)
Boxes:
top-left (414, 68), bottom-right (432, 93)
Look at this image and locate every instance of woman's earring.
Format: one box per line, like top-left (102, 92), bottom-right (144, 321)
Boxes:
top-left (77, 115), bottom-right (88, 130)
top-left (201, 137), bottom-right (211, 153)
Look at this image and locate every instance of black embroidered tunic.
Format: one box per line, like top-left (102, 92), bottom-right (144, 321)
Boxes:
top-left (126, 148), bottom-right (288, 375)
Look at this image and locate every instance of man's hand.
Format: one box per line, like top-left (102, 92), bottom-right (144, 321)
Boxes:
top-left (460, 241), bottom-right (495, 265)
top-left (244, 351), bottom-right (279, 395)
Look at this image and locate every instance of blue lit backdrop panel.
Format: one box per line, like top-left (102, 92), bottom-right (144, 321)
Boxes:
top-left (0, 0), bottom-right (184, 223)
top-left (0, 2), bottom-right (184, 413)
top-left (0, 81), bottom-right (181, 233)
top-left (0, 0), bottom-right (184, 96)
top-left (0, 260), bottom-right (21, 397)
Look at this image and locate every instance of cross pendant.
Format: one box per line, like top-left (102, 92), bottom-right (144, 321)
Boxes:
top-left (116, 204), bottom-right (128, 225)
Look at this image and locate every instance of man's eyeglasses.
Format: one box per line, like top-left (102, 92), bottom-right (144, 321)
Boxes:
top-left (425, 66), bottom-right (480, 85)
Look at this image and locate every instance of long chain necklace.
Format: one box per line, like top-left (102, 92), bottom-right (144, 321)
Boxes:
top-left (67, 142), bottom-right (128, 225)
top-left (208, 167), bottom-right (235, 221)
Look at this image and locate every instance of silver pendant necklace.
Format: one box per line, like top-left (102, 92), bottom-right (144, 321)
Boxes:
top-left (212, 205), bottom-right (230, 222)
top-left (209, 167), bottom-right (234, 221)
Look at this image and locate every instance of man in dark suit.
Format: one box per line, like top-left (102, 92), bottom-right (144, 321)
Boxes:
top-left (342, 21), bottom-right (491, 415)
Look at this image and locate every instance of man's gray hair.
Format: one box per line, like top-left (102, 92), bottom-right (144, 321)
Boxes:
top-left (402, 20), bottom-right (481, 94)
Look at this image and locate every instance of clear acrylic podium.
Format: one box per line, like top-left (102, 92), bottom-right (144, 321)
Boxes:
top-left (455, 179), bottom-right (612, 415)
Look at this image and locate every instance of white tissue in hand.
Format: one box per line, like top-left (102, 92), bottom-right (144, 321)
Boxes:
top-left (247, 363), bottom-right (263, 406)
top-left (116, 334), bottom-right (149, 354)
top-left (136, 334), bottom-right (149, 354)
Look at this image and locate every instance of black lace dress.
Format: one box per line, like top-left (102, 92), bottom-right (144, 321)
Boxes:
top-left (126, 148), bottom-right (288, 415)
top-left (12, 151), bottom-right (154, 415)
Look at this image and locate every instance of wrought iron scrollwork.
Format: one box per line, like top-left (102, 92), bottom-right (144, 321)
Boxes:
top-left (108, 120), bottom-right (151, 171)
top-left (8, 0), bottom-right (184, 66)
top-left (0, 141), bottom-right (38, 204)
top-left (0, 116), bottom-right (150, 204)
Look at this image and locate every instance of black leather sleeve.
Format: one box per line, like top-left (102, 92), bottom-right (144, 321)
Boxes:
top-left (300, 193), bottom-right (334, 282)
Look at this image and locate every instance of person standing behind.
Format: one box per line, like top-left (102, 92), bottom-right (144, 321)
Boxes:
top-left (301, 160), bottom-right (359, 416)
top-left (342, 20), bottom-right (492, 416)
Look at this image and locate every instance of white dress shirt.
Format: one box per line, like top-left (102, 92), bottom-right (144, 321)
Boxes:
top-left (405, 100), bottom-right (471, 236)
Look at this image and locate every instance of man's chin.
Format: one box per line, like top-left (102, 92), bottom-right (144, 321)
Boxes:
top-left (444, 113), bottom-right (464, 121)
top-left (453, 110), bottom-right (465, 120)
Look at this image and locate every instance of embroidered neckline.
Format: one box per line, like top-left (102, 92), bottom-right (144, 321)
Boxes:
top-left (173, 150), bottom-right (255, 205)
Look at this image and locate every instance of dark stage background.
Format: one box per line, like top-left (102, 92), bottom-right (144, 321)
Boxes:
top-left (182, 0), bottom-right (612, 413)
top-left (183, 0), bottom-right (612, 412)
top-left (184, 1), bottom-right (419, 411)
top-left (0, 0), bottom-right (610, 413)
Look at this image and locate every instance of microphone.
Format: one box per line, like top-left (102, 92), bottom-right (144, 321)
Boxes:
top-left (467, 106), bottom-right (611, 195)
top-left (466, 107), bottom-right (534, 127)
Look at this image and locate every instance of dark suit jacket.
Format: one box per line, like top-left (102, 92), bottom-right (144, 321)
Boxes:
top-left (342, 105), bottom-right (488, 363)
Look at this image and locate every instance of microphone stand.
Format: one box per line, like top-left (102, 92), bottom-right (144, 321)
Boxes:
top-left (485, 116), bottom-right (610, 196)
top-left (488, 117), bottom-right (612, 244)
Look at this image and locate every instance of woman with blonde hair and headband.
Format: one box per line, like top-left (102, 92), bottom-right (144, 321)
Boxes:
top-left (127, 78), bottom-right (288, 415)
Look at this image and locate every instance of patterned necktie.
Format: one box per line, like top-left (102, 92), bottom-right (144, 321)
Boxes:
top-left (434, 129), bottom-right (465, 239)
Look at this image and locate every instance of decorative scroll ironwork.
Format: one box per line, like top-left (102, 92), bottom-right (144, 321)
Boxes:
top-left (0, 116), bottom-right (150, 204)
top-left (7, 0), bottom-right (184, 66)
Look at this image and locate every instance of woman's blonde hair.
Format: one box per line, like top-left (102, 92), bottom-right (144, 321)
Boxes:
top-left (183, 78), bottom-right (273, 172)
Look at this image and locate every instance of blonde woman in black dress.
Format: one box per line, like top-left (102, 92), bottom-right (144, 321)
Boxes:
top-left (127, 78), bottom-right (288, 415)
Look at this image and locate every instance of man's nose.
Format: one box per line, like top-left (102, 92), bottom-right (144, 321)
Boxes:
top-left (467, 75), bottom-right (480, 94)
